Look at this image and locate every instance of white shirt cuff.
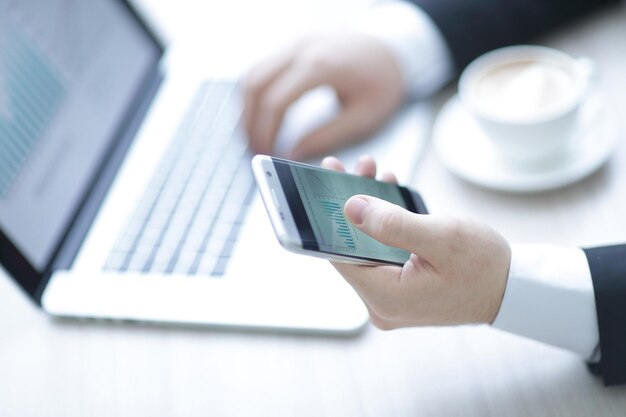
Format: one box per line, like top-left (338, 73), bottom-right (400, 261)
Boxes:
top-left (492, 244), bottom-right (599, 360)
top-left (352, 1), bottom-right (454, 98)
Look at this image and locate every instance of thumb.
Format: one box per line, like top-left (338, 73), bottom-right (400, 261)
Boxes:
top-left (344, 195), bottom-right (439, 259)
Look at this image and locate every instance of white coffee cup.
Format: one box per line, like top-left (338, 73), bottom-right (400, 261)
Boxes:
top-left (458, 45), bottom-right (594, 167)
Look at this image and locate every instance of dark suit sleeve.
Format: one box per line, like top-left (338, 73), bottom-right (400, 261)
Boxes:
top-left (408, 0), bottom-right (619, 72)
top-left (583, 246), bottom-right (626, 386)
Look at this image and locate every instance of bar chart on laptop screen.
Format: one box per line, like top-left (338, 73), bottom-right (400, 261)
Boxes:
top-left (0, 28), bottom-right (66, 198)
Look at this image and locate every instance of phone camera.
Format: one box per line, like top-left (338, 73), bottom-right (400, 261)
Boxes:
top-left (266, 171), bottom-right (272, 177)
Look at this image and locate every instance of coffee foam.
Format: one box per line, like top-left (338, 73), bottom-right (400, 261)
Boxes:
top-left (473, 60), bottom-right (577, 120)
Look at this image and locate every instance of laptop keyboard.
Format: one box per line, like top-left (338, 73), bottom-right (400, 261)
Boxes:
top-left (103, 80), bottom-right (255, 277)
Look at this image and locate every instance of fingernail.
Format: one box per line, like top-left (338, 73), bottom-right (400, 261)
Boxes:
top-left (344, 197), bottom-right (368, 225)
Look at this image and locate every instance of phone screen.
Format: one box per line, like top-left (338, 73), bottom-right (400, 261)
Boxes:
top-left (273, 159), bottom-right (419, 265)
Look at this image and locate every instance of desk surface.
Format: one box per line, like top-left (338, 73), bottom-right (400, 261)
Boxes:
top-left (2, 2), bottom-right (626, 416)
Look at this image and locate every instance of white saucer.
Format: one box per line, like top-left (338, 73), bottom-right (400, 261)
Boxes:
top-left (432, 91), bottom-right (620, 192)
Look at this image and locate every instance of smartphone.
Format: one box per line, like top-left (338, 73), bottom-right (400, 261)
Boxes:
top-left (251, 155), bottom-right (428, 266)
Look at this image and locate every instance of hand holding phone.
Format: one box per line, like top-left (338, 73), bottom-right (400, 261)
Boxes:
top-left (252, 155), bottom-right (428, 266)
top-left (253, 155), bottom-right (511, 330)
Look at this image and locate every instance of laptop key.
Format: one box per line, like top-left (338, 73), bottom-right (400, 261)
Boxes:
top-left (105, 80), bottom-right (254, 278)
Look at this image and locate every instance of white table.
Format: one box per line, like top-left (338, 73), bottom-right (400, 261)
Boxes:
top-left (2, 2), bottom-right (626, 416)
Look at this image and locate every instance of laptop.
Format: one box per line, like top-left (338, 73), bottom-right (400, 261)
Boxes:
top-left (0, 0), bottom-right (429, 333)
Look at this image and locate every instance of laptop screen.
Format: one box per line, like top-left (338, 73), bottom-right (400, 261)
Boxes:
top-left (0, 0), bottom-right (161, 274)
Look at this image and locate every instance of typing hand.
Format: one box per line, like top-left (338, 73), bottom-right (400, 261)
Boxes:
top-left (243, 34), bottom-right (404, 160)
top-left (321, 156), bottom-right (511, 329)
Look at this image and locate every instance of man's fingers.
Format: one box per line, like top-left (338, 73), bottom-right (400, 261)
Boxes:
top-left (321, 155), bottom-right (388, 183)
top-left (354, 155), bottom-right (376, 178)
top-left (243, 50), bottom-right (297, 149)
top-left (320, 156), bottom-right (346, 172)
top-left (248, 61), bottom-right (329, 156)
top-left (380, 171), bottom-right (398, 184)
top-left (289, 104), bottom-right (377, 160)
top-left (331, 260), bottom-right (401, 301)
top-left (343, 195), bottom-right (443, 260)
top-left (330, 260), bottom-right (398, 329)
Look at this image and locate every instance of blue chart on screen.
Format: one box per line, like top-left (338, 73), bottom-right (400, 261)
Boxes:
top-left (319, 200), bottom-right (356, 250)
top-left (0, 29), bottom-right (66, 198)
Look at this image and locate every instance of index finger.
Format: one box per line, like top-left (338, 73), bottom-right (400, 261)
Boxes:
top-left (248, 60), bottom-right (332, 156)
top-left (243, 47), bottom-right (299, 139)
top-left (331, 260), bottom-right (402, 303)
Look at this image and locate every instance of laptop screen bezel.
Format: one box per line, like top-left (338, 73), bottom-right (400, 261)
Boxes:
top-left (0, 0), bottom-right (164, 301)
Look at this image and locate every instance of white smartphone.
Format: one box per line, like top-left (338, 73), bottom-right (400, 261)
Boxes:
top-left (251, 155), bottom-right (428, 266)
